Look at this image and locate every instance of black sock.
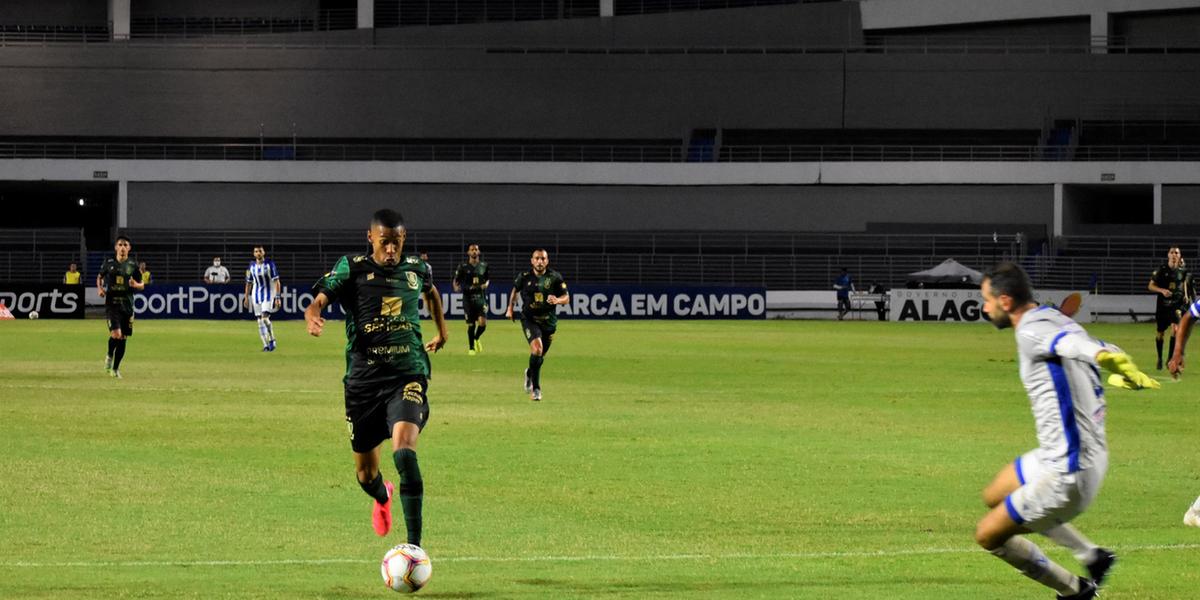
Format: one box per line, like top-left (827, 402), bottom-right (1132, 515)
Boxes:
top-left (1157, 338), bottom-right (1164, 361)
top-left (529, 354), bottom-right (544, 390)
top-left (475, 323), bottom-right (486, 340)
top-left (1169, 337), bottom-right (1176, 362)
top-left (359, 472), bottom-right (389, 505)
top-left (107, 337), bottom-right (117, 358)
top-left (393, 449), bottom-right (423, 546)
top-left (467, 324), bottom-right (476, 350)
top-left (113, 339), bottom-right (127, 371)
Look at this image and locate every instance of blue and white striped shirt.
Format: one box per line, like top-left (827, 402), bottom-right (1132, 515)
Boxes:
top-left (245, 260), bottom-right (280, 303)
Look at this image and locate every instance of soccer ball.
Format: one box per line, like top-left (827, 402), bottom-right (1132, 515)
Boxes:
top-left (380, 544), bottom-right (431, 593)
top-left (28, 311), bottom-right (38, 320)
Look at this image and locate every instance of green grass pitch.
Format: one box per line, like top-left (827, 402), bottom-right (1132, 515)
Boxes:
top-left (1, 318), bottom-right (1198, 598)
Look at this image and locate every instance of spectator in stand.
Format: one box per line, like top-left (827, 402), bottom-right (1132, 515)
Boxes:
top-left (204, 257), bottom-right (231, 284)
top-left (64, 262), bottom-right (82, 285)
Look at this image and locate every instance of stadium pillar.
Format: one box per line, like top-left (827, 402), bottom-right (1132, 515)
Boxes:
top-left (1154, 183), bottom-right (1163, 224)
top-left (1053, 183), bottom-right (1063, 237)
top-left (357, 0), bottom-right (374, 29)
top-left (117, 180), bottom-right (128, 228)
top-left (108, 0), bottom-right (130, 40)
top-left (600, 0), bottom-right (614, 17)
top-left (1090, 11), bottom-right (1111, 54)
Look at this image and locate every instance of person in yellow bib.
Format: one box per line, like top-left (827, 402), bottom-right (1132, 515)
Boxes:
top-left (139, 261), bottom-right (152, 285)
top-left (63, 262), bottom-right (82, 285)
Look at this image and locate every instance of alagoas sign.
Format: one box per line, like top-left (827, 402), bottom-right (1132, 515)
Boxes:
top-left (889, 289), bottom-right (1086, 323)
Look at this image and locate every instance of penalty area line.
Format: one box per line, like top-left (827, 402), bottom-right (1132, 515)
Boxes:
top-left (4, 543), bottom-right (1200, 568)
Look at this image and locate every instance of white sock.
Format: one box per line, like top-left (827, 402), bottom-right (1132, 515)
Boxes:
top-left (1191, 495), bottom-right (1200, 512)
top-left (264, 318), bottom-right (275, 343)
top-left (1040, 523), bottom-right (1098, 564)
top-left (257, 319), bottom-right (269, 346)
top-left (991, 537), bottom-right (1080, 594)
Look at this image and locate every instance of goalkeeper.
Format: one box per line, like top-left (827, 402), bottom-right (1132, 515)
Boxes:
top-left (1166, 296), bottom-right (1200, 528)
top-left (973, 262), bottom-right (1157, 600)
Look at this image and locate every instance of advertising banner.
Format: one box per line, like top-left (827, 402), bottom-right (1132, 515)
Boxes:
top-left (132, 284), bottom-right (767, 320)
top-left (889, 289), bottom-right (1087, 323)
top-left (0, 283), bottom-right (85, 319)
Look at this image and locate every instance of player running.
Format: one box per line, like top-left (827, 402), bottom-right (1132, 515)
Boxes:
top-left (304, 209), bottom-right (448, 547)
top-left (975, 262), bottom-right (1158, 599)
top-left (506, 249), bottom-right (568, 402)
top-left (1149, 246), bottom-right (1189, 370)
top-left (452, 244), bottom-right (490, 355)
top-left (97, 236), bottom-right (145, 379)
top-left (243, 245), bottom-right (282, 352)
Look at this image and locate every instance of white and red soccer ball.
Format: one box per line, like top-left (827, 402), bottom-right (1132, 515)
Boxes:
top-left (380, 544), bottom-right (431, 593)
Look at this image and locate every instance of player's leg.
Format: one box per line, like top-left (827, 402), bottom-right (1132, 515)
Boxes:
top-left (111, 313), bottom-right (132, 377)
top-left (262, 303), bottom-right (277, 350)
top-left (1168, 320), bottom-right (1179, 369)
top-left (466, 309), bottom-right (477, 353)
top-left (388, 378), bottom-right (430, 546)
top-left (474, 314), bottom-right (487, 352)
top-left (348, 393), bottom-right (394, 536)
top-left (981, 460), bottom-right (1022, 509)
top-left (976, 504), bottom-right (1089, 597)
top-left (1156, 311), bottom-right (1169, 369)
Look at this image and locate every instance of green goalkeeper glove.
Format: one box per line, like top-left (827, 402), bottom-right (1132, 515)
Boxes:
top-left (1097, 351), bottom-right (1160, 390)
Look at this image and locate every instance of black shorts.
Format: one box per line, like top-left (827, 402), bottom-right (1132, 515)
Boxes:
top-left (521, 318), bottom-right (556, 345)
top-left (464, 297), bottom-right (487, 322)
top-left (1157, 305), bottom-right (1182, 332)
top-left (344, 375), bottom-right (429, 453)
top-left (105, 305), bottom-right (134, 336)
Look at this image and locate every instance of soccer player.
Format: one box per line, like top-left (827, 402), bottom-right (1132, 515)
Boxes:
top-left (452, 244), bottom-right (490, 355)
top-left (1149, 246), bottom-right (1188, 369)
top-left (304, 209), bottom-right (448, 547)
top-left (97, 236), bottom-right (145, 379)
top-left (505, 249), bottom-right (568, 401)
top-left (1165, 289), bottom-right (1200, 527)
top-left (243, 245), bottom-right (281, 352)
top-left (976, 262), bottom-right (1158, 599)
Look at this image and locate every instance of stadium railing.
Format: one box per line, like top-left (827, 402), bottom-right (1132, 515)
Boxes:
top-left (376, 0), bottom-right (600, 27)
top-left (130, 10), bottom-right (357, 38)
top-left (0, 141), bottom-right (1197, 162)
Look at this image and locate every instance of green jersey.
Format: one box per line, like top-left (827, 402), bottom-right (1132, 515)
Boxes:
top-left (98, 258), bottom-right (142, 311)
top-left (513, 269), bottom-right (568, 327)
top-left (453, 260), bottom-right (490, 304)
top-left (313, 254), bottom-right (434, 384)
top-left (1152, 263), bottom-right (1190, 310)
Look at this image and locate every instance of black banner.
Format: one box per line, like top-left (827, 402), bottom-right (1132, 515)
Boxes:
top-left (0, 283), bottom-right (85, 319)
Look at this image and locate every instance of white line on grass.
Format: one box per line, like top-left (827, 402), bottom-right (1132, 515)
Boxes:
top-left (0, 383), bottom-right (327, 395)
top-left (4, 543), bottom-right (1199, 568)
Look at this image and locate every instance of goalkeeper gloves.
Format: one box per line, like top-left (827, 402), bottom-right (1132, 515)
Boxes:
top-left (1097, 351), bottom-right (1160, 390)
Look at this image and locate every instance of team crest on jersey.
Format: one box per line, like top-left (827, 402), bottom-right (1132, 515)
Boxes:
top-left (406, 271), bottom-right (419, 290)
top-left (367, 273), bottom-right (375, 281)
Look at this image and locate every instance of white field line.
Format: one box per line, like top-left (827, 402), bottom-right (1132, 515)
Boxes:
top-left (0, 383), bottom-right (327, 395)
top-left (4, 543), bottom-right (1199, 568)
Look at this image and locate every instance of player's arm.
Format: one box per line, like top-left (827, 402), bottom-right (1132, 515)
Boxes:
top-left (96, 272), bottom-right (105, 297)
top-left (305, 292), bottom-right (329, 337)
top-left (1170, 305), bottom-right (1199, 375)
top-left (271, 264), bottom-right (282, 306)
top-left (506, 286), bottom-right (518, 320)
top-left (423, 285), bottom-right (449, 352)
top-left (547, 277), bottom-right (569, 306)
top-left (1149, 271), bottom-right (1171, 297)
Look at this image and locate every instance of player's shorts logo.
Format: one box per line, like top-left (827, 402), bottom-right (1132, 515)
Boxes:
top-left (403, 381), bottom-right (425, 405)
top-left (345, 416), bottom-right (355, 440)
